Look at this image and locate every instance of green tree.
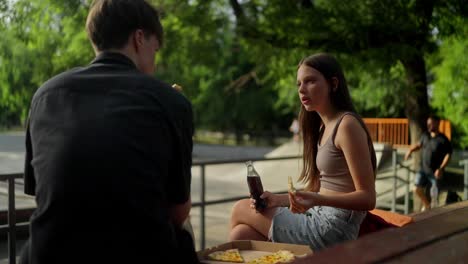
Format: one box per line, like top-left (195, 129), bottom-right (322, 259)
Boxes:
top-left (228, 0), bottom-right (468, 145)
top-left (2, 0), bottom-right (467, 148)
top-left (0, 0), bottom-right (93, 127)
top-left (0, 31), bottom-right (34, 125)
top-left (431, 36), bottom-right (468, 148)
top-left (154, 0), bottom-right (286, 141)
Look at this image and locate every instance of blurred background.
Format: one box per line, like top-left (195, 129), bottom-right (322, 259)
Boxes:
top-left (0, 0), bottom-right (467, 148)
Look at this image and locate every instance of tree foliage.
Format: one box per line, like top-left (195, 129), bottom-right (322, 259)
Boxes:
top-left (430, 36), bottom-right (468, 148)
top-left (227, 0), bottom-right (467, 146)
top-left (154, 0), bottom-right (287, 134)
top-left (0, 0), bottom-right (467, 147)
top-left (0, 0), bottom-right (92, 127)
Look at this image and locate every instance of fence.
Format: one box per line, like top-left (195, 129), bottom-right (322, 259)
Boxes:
top-left (0, 173), bottom-right (22, 264)
top-left (195, 119), bottom-right (452, 148)
top-left (363, 118), bottom-right (451, 147)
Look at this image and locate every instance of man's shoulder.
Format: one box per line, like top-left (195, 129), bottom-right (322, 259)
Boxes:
top-left (420, 132), bottom-right (430, 142)
top-left (421, 131), bottom-right (431, 137)
top-left (437, 133), bottom-right (450, 141)
top-left (34, 67), bottom-right (190, 107)
top-left (33, 67), bottom-right (86, 100)
top-left (437, 133), bottom-right (452, 149)
top-left (139, 76), bottom-right (192, 110)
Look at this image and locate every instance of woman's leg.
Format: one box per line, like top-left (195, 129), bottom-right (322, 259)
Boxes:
top-left (230, 224), bottom-right (266, 241)
top-left (229, 199), bottom-right (277, 241)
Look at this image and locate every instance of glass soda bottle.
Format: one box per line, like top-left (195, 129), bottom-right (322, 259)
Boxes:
top-left (246, 161), bottom-right (266, 211)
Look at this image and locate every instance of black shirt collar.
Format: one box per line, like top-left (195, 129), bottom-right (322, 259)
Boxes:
top-left (91, 51), bottom-right (137, 69)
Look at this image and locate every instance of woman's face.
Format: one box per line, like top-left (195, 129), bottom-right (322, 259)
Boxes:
top-left (296, 64), bottom-right (331, 112)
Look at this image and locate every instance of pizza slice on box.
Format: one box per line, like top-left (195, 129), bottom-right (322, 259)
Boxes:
top-left (247, 250), bottom-right (295, 264)
top-left (207, 248), bottom-right (244, 263)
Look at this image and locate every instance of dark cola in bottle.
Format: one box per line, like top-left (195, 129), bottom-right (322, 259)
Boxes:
top-left (246, 161), bottom-right (267, 211)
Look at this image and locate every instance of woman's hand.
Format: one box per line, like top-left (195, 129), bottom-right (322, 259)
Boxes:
top-left (250, 191), bottom-right (282, 212)
top-left (288, 191), bottom-right (317, 214)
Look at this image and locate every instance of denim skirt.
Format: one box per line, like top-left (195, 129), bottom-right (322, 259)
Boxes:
top-left (268, 206), bottom-right (366, 251)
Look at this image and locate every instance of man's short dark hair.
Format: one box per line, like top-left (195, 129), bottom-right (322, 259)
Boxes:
top-left (428, 114), bottom-right (440, 122)
top-left (86, 0), bottom-right (164, 51)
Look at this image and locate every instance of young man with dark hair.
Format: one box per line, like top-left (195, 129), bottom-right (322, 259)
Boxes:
top-left (405, 115), bottom-right (452, 211)
top-left (20, 0), bottom-right (197, 263)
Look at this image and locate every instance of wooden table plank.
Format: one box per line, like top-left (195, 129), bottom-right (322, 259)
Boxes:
top-left (410, 200), bottom-right (468, 222)
top-left (302, 204), bottom-right (468, 263)
top-left (383, 230), bottom-right (468, 263)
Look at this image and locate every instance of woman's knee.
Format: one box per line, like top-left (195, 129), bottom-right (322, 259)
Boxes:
top-left (229, 224), bottom-right (249, 240)
top-left (231, 199), bottom-right (250, 218)
top-left (232, 199), bottom-right (250, 211)
top-left (229, 223), bottom-right (266, 241)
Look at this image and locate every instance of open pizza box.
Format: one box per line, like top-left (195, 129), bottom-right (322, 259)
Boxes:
top-left (197, 240), bottom-right (313, 263)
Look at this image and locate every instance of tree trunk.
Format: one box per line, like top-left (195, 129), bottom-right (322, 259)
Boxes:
top-left (401, 53), bottom-right (430, 171)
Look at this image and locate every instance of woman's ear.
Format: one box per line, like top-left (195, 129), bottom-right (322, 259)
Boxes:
top-left (331, 77), bottom-right (339, 92)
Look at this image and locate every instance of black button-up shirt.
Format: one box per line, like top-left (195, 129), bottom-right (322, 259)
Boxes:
top-left (24, 52), bottom-right (194, 263)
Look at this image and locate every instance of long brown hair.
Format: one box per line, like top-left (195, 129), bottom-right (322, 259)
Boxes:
top-left (297, 53), bottom-right (376, 191)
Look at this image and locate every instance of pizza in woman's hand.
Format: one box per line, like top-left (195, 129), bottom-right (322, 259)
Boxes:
top-left (288, 176), bottom-right (296, 194)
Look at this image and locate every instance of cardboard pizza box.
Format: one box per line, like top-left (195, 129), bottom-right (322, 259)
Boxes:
top-left (198, 240), bottom-right (313, 263)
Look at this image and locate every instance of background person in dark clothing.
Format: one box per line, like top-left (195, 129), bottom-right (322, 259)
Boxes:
top-left (405, 115), bottom-right (452, 211)
top-left (19, 0), bottom-right (197, 263)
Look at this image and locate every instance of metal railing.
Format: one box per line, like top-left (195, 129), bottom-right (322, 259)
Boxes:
top-left (363, 118), bottom-right (452, 146)
top-left (191, 155), bottom-right (302, 250)
top-left (0, 173), bottom-right (22, 264)
top-left (459, 159), bottom-right (468, 200)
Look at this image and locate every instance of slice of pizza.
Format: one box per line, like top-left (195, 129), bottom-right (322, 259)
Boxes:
top-left (247, 250), bottom-right (295, 264)
top-left (288, 176), bottom-right (296, 194)
top-left (207, 248), bottom-right (244, 263)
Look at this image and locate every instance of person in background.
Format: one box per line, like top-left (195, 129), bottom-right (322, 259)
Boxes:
top-left (229, 53), bottom-right (376, 251)
top-left (405, 115), bottom-right (452, 211)
top-left (289, 117), bottom-right (300, 142)
top-left (19, 0), bottom-right (197, 263)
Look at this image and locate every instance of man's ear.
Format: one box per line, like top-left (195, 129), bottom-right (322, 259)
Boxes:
top-left (331, 77), bottom-right (339, 92)
top-left (132, 29), bottom-right (145, 52)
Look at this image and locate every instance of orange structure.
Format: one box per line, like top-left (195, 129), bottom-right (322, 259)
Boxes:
top-left (363, 118), bottom-right (451, 147)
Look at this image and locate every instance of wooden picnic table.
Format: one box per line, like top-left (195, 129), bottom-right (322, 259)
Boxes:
top-left (292, 200), bottom-right (468, 263)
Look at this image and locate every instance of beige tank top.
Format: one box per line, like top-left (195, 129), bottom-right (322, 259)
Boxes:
top-left (316, 112), bottom-right (357, 192)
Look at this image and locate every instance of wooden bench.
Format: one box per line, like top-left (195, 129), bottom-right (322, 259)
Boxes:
top-left (294, 200), bottom-right (468, 263)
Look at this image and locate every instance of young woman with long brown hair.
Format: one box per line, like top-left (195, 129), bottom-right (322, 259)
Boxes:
top-left (229, 53), bottom-right (376, 251)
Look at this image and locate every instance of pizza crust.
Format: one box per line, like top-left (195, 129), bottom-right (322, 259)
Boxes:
top-left (288, 176), bottom-right (296, 194)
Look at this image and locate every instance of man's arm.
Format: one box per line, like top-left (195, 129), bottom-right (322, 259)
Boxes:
top-left (166, 95), bottom-right (194, 227)
top-left (439, 153), bottom-right (451, 170)
top-left (170, 198), bottom-right (191, 227)
top-left (435, 137), bottom-right (453, 178)
top-left (404, 143), bottom-right (421, 160)
top-left (24, 117), bottom-right (36, 196)
top-left (434, 153), bottom-right (451, 179)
